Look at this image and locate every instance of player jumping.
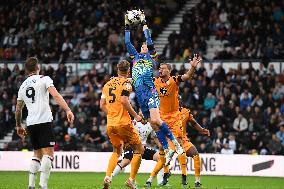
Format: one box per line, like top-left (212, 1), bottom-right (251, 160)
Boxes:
top-left (100, 60), bottom-right (144, 189)
top-left (125, 11), bottom-right (183, 166)
top-left (16, 57), bottom-right (74, 189)
top-left (145, 57), bottom-right (208, 187)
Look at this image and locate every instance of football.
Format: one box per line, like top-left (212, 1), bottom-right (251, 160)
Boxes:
top-left (126, 9), bottom-right (142, 26)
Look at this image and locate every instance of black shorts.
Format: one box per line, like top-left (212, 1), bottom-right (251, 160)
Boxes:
top-left (27, 122), bottom-right (55, 150)
top-left (123, 146), bottom-right (157, 161)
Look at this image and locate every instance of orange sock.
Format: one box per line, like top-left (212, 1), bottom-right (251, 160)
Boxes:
top-left (150, 150), bottom-right (165, 177)
top-left (164, 165), bottom-right (169, 174)
top-left (130, 153), bottom-right (142, 180)
top-left (193, 154), bottom-right (201, 177)
top-left (106, 152), bottom-right (119, 177)
top-left (178, 153), bottom-right (187, 175)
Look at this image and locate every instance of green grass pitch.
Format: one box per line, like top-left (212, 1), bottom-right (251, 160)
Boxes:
top-left (0, 171), bottom-right (283, 189)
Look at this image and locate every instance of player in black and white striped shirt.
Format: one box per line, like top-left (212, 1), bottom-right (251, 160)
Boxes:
top-left (16, 57), bottom-right (74, 189)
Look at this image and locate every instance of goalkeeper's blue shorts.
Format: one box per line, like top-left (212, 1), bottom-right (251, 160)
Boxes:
top-left (136, 87), bottom-right (160, 119)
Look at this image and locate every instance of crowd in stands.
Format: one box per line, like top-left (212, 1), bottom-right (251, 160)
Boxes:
top-left (1, 61), bottom-right (284, 155)
top-left (162, 0), bottom-right (284, 60)
top-left (0, 0), bottom-right (178, 62)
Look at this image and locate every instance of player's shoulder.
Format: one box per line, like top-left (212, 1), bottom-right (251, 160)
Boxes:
top-left (153, 77), bottom-right (162, 84)
top-left (171, 75), bottom-right (182, 83)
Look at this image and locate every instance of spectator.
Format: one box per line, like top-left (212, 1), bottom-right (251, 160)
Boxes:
top-left (276, 125), bottom-right (284, 146)
top-left (212, 131), bottom-right (227, 153)
top-left (248, 133), bottom-right (263, 154)
top-left (227, 134), bottom-right (237, 152)
top-left (240, 91), bottom-right (252, 110)
top-left (80, 45), bottom-right (91, 60)
top-left (67, 123), bottom-right (77, 137)
top-left (221, 143), bottom-right (234, 154)
top-left (267, 134), bottom-right (282, 155)
top-left (233, 112), bottom-right (248, 133)
top-left (203, 93), bottom-right (217, 110)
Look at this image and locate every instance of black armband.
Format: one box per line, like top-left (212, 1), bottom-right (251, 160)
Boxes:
top-left (121, 90), bottom-right (130, 96)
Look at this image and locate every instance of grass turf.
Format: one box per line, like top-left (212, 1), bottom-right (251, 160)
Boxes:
top-left (0, 172), bottom-right (283, 189)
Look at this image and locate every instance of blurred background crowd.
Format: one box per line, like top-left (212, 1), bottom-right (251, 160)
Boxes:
top-left (1, 62), bottom-right (284, 155)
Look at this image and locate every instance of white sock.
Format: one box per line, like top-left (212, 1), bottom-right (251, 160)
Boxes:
top-left (29, 157), bottom-right (41, 187)
top-left (195, 176), bottom-right (200, 183)
top-left (157, 168), bottom-right (164, 185)
top-left (112, 164), bottom-right (122, 177)
top-left (39, 155), bottom-right (53, 188)
top-left (147, 176), bottom-right (154, 183)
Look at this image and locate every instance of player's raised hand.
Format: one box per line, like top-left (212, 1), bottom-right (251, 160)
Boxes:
top-left (199, 128), bottom-right (210, 136)
top-left (190, 54), bottom-right (202, 68)
top-left (16, 126), bottom-right (27, 139)
top-left (66, 110), bottom-right (74, 124)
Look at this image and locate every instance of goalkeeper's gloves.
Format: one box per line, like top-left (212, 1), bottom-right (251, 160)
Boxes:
top-left (139, 10), bottom-right (147, 25)
top-left (125, 14), bottom-right (131, 30)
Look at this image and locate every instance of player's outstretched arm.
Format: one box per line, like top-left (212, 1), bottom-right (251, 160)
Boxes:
top-left (181, 54), bottom-right (202, 81)
top-left (15, 100), bottom-right (27, 138)
top-left (125, 15), bottom-right (138, 58)
top-left (189, 118), bottom-right (210, 136)
top-left (48, 86), bottom-right (74, 123)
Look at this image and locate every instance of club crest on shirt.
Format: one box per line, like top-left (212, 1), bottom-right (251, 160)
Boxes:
top-left (160, 87), bottom-right (167, 95)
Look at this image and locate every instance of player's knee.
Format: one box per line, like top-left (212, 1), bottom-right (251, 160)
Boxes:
top-left (139, 145), bottom-right (145, 154)
top-left (150, 118), bottom-right (162, 126)
top-left (40, 155), bottom-right (53, 172)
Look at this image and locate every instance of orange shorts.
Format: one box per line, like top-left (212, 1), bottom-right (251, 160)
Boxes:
top-left (182, 134), bottom-right (194, 152)
top-left (107, 124), bottom-right (141, 148)
top-left (160, 111), bottom-right (183, 138)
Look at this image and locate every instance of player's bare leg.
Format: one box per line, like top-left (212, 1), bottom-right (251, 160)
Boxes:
top-left (186, 146), bottom-right (202, 187)
top-left (125, 143), bottom-right (144, 189)
top-left (28, 150), bottom-right (42, 189)
top-left (149, 108), bottom-right (183, 165)
top-left (39, 147), bottom-right (54, 189)
top-left (104, 146), bottom-right (122, 189)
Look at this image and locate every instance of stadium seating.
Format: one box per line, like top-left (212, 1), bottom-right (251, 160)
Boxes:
top-left (0, 0), bottom-right (178, 62)
top-left (162, 0), bottom-right (284, 60)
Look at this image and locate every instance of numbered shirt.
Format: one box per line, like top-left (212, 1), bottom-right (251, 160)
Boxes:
top-left (133, 120), bottom-right (156, 145)
top-left (101, 77), bottom-right (132, 127)
top-left (17, 75), bottom-right (54, 126)
top-left (154, 76), bottom-right (182, 113)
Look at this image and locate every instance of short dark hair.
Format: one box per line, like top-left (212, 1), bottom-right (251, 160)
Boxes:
top-left (25, 57), bottom-right (39, 73)
top-left (117, 60), bottom-right (130, 75)
top-left (160, 63), bottom-right (172, 71)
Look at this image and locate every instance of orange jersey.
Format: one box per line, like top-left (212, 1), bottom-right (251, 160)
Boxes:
top-left (102, 77), bottom-right (132, 126)
top-left (154, 75), bottom-right (182, 113)
top-left (180, 107), bottom-right (194, 135)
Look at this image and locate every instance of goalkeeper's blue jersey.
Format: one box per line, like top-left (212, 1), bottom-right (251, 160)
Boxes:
top-left (125, 29), bottom-right (159, 118)
top-left (131, 53), bottom-right (156, 90)
top-left (125, 29), bottom-right (158, 92)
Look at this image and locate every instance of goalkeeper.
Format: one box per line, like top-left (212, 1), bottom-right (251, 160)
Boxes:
top-left (124, 11), bottom-right (183, 165)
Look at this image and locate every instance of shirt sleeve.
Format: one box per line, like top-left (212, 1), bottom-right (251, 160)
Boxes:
top-left (101, 86), bottom-right (106, 99)
top-left (44, 76), bottom-right (54, 89)
top-left (17, 89), bottom-right (23, 101)
top-left (173, 75), bottom-right (183, 84)
top-left (125, 30), bottom-right (138, 59)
